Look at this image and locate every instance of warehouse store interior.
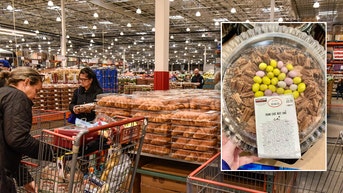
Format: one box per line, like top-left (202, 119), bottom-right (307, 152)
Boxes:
top-left (0, 0), bottom-right (343, 193)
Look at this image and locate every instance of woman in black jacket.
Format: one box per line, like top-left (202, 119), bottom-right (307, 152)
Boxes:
top-left (0, 67), bottom-right (53, 193)
top-left (69, 67), bottom-right (103, 122)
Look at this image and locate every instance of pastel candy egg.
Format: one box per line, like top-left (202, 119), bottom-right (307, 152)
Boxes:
top-left (277, 61), bottom-right (284, 69)
top-left (284, 77), bottom-right (293, 85)
top-left (264, 89), bottom-right (272, 96)
top-left (288, 70), bottom-right (297, 78)
top-left (272, 92), bottom-right (279, 96)
top-left (281, 67), bottom-right (288, 73)
top-left (277, 81), bottom-right (287, 88)
top-left (289, 84), bottom-right (298, 91)
top-left (256, 70), bottom-right (265, 77)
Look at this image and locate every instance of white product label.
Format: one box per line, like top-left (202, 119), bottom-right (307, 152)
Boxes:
top-left (254, 95), bottom-right (301, 159)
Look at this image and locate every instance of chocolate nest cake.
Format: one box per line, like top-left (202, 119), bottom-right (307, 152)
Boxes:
top-left (222, 24), bottom-right (326, 155)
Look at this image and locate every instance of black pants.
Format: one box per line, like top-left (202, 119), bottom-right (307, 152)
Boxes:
top-left (0, 174), bottom-right (17, 193)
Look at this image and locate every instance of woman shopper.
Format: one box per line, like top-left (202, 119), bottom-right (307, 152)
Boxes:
top-left (0, 67), bottom-right (54, 193)
top-left (69, 67), bottom-right (103, 123)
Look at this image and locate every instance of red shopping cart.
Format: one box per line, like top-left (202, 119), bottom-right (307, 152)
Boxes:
top-left (187, 131), bottom-right (343, 193)
top-left (17, 116), bottom-right (147, 193)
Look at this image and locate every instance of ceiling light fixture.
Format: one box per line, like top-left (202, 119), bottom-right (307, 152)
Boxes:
top-left (120, 32), bottom-right (124, 35)
top-left (24, 20), bottom-right (29, 24)
top-left (231, 8), bottom-right (236, 13)
top-left (170, 35), bottom-right (174, 39)
top-left (186, 27), bottom-right (190, 32)
top-left (92, 25), bottom-right (97, 29)
top-left (278, 17), bottom-right (283, 22)
top-left (35, 30), bottom-right (39, 34)
top-left (214, 21), bottom-right (219, 26)
top-left (6, 5), bottom-right (13, 11)
top-left (152, 27), bottom-right (155, 32)
top-left (136, 8), bottom-right (142, 14)
top-left (316, 15), bottom-right (320, 20)
top-left (0, 28), bottom-right (37, 36)
top-left (313, 1), bottom-right (320, 8)
top-left (48, 1), bottom-right (54, 6)
top-left (56, 16), bottom-right (61, 21)
top-left (195, 11), bottom-right (201, 17)
top-left (92, 33), bottom-right (95, 37)
top-left (127, 23), bottom-right (132, 27)
top-left (93, 12), bottom-right (99, 18)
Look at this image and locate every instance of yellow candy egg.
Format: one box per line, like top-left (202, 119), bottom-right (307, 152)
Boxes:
top-left (255, 91), bottom-right (264, 97)
top-left (268, 85), bottom-right (276, 92)
top-left (259, 84), bottom-right (268, 91)
top-left (265, 65), bottom-right (274, 72)
top-left (253, 76), bottom-right (262, 84)
top-left (267, 72), bottom-right (274, 79)
top-left (293, 77), bottom-right (302, 84)
top-left (286, 63), bottom-right (294, 71)
top-left (270, 59), bottom-right (277, 68)
top-left (271, 77), bottom-right (278, 85)
top-left (298, 82), bottom-right (306, 93)
top-left (293, 91), bottom-right (300, 99)
top-left (284, 89), bottom-right (293, 95)
top-left (273, 68), bottom-right (280, 76)
top-left (252, 83), bottom-right (260, 92)
top-left (262, 76), bottom-right (271, 85)
top-left (259, 62), bottom-right (267, 70)
top-left (278, 73), bottom-right (286, 81)
top-left (276, 87), bottom-right (284, 94)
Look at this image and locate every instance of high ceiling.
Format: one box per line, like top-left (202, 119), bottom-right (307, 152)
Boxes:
top-left (0, 0), bottom-right (341, 70)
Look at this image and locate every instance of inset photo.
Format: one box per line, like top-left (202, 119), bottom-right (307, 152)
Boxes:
top-left (221, 22), bottom-right (326, 171)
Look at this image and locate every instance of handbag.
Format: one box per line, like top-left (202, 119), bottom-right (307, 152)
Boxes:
top-left (67, 113), bottom-right (76, 124)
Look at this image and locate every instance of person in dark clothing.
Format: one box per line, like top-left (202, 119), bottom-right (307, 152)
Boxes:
top-left (0, 67), bottom-right (53, 193)
top-left (191, 68), bottom-right (204, 89)
top-left (336, 79), bottom-right (343, 99)
top-left (69, 67), bottom-right (103, 122)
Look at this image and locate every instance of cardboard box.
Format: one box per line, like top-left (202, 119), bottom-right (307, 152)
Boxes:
top-left (141, 174), bottom-right (186, 193)
top-left (141, 183), bottom-right (181, 193)
top-left (140, 160), bottom-right (197, 193)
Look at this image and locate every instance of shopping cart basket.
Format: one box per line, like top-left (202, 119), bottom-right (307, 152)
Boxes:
top-left (187, 132), bottom-right (343, 193)
top-left (32, 109), bottom-right (67, 132)
top-left (17, 116), bottom-right (147, 193)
